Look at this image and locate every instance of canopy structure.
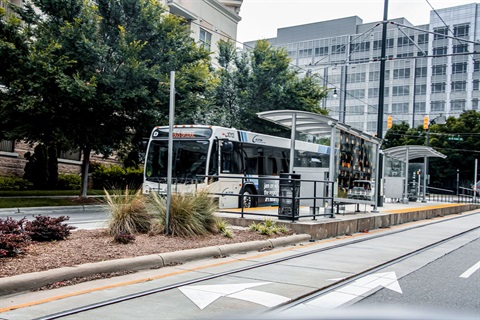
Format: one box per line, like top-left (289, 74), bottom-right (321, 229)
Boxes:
top-left (257, 110), bottom-right (382, 214)
top-left (257, 110), bottom-right (380, 144)
top-left (383, 145), bottom-right (447, 162)
top-left (382, 145), bottom-right (447, 203)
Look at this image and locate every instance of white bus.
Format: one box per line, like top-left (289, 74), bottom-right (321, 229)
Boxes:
top-left (143, 125), bottom-right (330, 209)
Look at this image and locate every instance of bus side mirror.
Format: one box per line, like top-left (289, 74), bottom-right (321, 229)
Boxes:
top-left (222, 141), bottom-right (233, 153)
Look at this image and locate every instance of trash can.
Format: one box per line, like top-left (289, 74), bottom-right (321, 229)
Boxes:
top-left (278, 173), bottom-right (301, 220)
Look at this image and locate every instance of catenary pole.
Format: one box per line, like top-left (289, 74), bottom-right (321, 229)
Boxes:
top-left (376, 0), bottom-right (389, 207)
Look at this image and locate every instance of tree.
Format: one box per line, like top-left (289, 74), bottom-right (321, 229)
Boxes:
top-left (0, 0), bottom-right (212, 197)
top-left (428, 111), bottom-right (480, 189)
top-left (211, 40), bottom-right (329, 135)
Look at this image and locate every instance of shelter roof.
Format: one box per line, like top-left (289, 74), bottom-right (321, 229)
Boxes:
top-left (382, 145), bottom-right (447, 162)
top-left (257, 110), bottom-right (381, 145)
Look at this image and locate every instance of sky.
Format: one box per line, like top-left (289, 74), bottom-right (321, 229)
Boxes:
top-left (237, 0), bottom-right (477, 44)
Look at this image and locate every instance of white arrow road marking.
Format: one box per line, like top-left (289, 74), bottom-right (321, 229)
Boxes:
top-left (179, 282), bottom-right (289, 310)
top-left (460, 261), bottom-right (480, 278)
top-left (229, 289), bottom-right (290, 307)
top-left (304, 272), bottom-right (402, 309)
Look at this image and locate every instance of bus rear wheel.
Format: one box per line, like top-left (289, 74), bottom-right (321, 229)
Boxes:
top-left (240, 188), bottom-right (256, 208)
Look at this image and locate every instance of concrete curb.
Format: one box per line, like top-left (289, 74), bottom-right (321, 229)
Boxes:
top-left (0, 234), bottom-right (311, 296)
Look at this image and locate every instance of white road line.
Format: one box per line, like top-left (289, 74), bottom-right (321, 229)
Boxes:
top-left (459, 261), bottom-right (480, 278)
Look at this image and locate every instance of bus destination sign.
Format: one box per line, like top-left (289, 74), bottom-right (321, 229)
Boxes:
top-left (152, 127), bottom-right (212, 139)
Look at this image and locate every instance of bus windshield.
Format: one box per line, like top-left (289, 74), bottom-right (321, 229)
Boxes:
top-left (145, 140), bottom-right (210, 183)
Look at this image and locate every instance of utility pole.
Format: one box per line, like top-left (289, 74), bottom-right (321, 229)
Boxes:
top-left (376, 0), bottom-right (389, 208)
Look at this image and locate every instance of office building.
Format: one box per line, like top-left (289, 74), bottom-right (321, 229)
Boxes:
top-left (245, 3), bottom-right (479, 136)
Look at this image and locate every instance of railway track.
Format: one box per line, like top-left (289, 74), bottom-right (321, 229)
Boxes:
top-left (32, 211), bottom-right (479, 320)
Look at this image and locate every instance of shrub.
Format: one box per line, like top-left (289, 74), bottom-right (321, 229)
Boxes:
top-left (216, 220), bottom-right (233, 238)
top-left (149, 188), bottom-right (219, 237)
top-left (105, 187), bottom-right (152, 237)
top-left (248, 219), bottom-right (289, 236)
top-left (25, 215), bottom-right (77, 242)
top-left (91, 163), bottom-right (143, 190)
top-left (0, 217), bottom-right (30, 257)
top-left (56, 173), bottom-right (81, 190)
top-left (0, 176), bottom-right (33, 191)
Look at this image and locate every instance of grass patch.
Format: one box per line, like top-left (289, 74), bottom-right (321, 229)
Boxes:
top-left (0, 198), bottom-right (81, 208)
top-left (0, 190), bottom-right (105, 197)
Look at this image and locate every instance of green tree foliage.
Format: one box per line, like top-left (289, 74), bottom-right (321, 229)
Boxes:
top-left (383, 122), bottom-right (425, 150)
top-left (383, 111), bottom-right (480, 189)
top-left (209, 40), bottom-right (329, 135)
top-left (0, 0), bottom-right (212, 197)
top-left (428, 111), bottom-right (480, 189)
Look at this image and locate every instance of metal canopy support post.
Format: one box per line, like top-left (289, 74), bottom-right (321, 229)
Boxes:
top-left (474, 159), bottom-right (478, 203)
top-left (402, 147), bottom-right (409, 204)
top-left (328, 122), bottom-right (336, 218)
top-left (372, 143), bottom-right (381, 212)
top-left (422, 155), bottom-right (427, 202)
top-left (289, 113), bottom-right (297, 173)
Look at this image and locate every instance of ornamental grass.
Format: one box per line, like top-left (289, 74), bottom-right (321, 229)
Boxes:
top-left (104, 187), bottom-right (152, 237)
top-left (149, 188), bottom-right (219, 237)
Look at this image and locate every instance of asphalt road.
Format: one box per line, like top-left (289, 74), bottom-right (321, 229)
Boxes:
top-left (356, 237), bottom-right (480, 313)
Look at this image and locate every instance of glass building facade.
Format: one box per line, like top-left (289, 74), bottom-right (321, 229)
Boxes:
top-left (246, 3), bottom-right (479, 135)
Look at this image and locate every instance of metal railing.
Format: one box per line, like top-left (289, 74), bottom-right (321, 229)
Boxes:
top-left (200, 174), bottom-right (336, 222)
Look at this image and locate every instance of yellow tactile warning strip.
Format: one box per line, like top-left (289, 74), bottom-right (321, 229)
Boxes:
top-left (384, 203), bottom-right (466, 214)
top-left (0, 212), bottom-right (464, 314)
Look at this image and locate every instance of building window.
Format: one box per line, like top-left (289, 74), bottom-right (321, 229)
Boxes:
top-left (433, 47), bottom-right (448, 56)
top-left (199, 28), bottom-right (212, 51)
top-left (431, 101), bottom-right (445, 112)
top-left (349, 105), bottom-right (365, 115)
top-left (432, 65), bottom-right (446, 76)
top-left (59, 149), bottom-right (81, 161)
top-left (392, 103), bottom-right (409, 114)
top-left (453, 24), bottom-right (469, 37)
top-left (315, 46), bottom-right (329, 56)
top-left (397, 52), bottom-right (414, 58)
top-left (417, 33), bottom-right (429, 44)
top-left (451, 81), bottom-right (467, 92)
top-left (431, 83), bottom-right (446, 93)
top-left (433, 27), bottom-right (448, 40)
top-left (415, 66), bottom-right (427, 77)
top-left (474, 79), bottom-right (479, 91)
top-left (373, 39), bottom-right (394, 50)
top-left (346, 89), bottom-right (365, 99)
top-left (473, 99), bottom-right (479, 110)
top-left (392, 85), bottom-right (409, 96)
top-left (397, 36), bottom-right (413, 47)
top-left (452, 62), bottom-right (468, 74)
top-left (0, 140), bottom-right (14, 152)
top-left (451, 100), bottom-right (465, 111)
top-left (299, 48), bottom-right (312, 58)
top-left (474, 61), bottom-right (479, 72)
top-left (393, 68), bottom-right (411, 79)
top-left (347, 72), bottom-right (366, 83)
top-left (369, 70), bottom-right (390, 82)
top-left (350, 42), bottom-right (370, 53)
top-left (453, 44), bottom-right (468, 54)
top-left (331, 44), bottom-right (346, 54)
top-left (414, 102), bottom-right (426, 113)
top-left (415, 84), bottom-right (427, 95)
